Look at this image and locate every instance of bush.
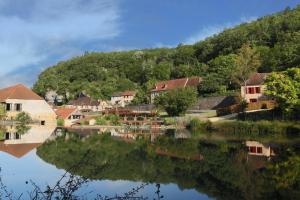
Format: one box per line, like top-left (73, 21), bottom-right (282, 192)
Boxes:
top-left (96, 117), bottom-right (107, 125)
top-left (154, 87), bottom-right (197, 116)
top-left (15, 112), bottom-right (31, 124)
top-left (104, 114), bottom-right (120, 125)
top-left (57, 118), bottom-right (64, 126)
top-left (212, 120), bottom-right (300, 136)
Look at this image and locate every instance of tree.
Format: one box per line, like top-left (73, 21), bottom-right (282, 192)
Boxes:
top-left (15, 112), bottom-right (32, 124)
top-left (154, 88), bottom-right (197, 116)
top-left (265, 67), bottom-right (300, 117)
top-left (0, 104), bottom-right (6, 120)
top-left (232, 43), bottom-right (261, 97)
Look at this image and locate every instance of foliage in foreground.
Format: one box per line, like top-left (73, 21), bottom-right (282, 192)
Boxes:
top-left (265, 67), bottom-right (300, 119)
top-left (154, 87), bottom-right (197, 116)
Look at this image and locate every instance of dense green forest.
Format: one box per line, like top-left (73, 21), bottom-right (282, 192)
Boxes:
top-left (33, 6), bottom-right (300, 102)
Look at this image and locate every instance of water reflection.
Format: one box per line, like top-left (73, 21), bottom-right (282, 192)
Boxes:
top-left (37, 128), bottom-right (300, 199)
top-left (0, 125), bottom-right (55, 158)
top-left (0, 125), bottom-right (299, 199)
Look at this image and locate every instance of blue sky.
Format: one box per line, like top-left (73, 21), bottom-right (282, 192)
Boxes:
top-left (0, 0), bottom-right (299, 87)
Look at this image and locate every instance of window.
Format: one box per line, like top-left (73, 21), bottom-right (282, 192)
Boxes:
top-left (257, 147), bottom-right (263, 154)
top-left (6, 103), bottom-right (11, 111)
top-left (255, 87), bottom-right (261, 93)
top-left (249, 146), bottom-right (256, 153)
top-left (41, 120), bottom-right (46, 126)
top-left (250, 99), bottom-right (257, 103)
top-left (5, 132), bottom-right (10, 140)
top-left (247, 87), bottom-right (255, 94)
top-left (14, 103), bottom-right (22, 111)
top-left (15, 133), bottom-right (20, 139)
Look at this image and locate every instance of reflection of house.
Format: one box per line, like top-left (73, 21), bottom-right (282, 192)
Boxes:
top-left (111, 91), bottom-right (136, 107)
top-left (55, 108), bottom-right (84, 127)
top-left (67, 95), bottom-right (108, 112)
top-left (150, 77), bottom-right (202, 103)
top-left (241, 73), bottom-right (270, 103)
top-left (0, 125), bottom-right (55, 158)
top-left (245, 141), bottom-right (275, 157)
top-left (0, 84), bottom-right (57, 125)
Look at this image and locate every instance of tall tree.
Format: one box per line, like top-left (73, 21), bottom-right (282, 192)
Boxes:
top-left (232, 43), bottom-right (261, 97)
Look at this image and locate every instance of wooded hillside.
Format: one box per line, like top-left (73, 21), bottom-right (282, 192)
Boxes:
top-left (33, 6), bottom-right (300, 102)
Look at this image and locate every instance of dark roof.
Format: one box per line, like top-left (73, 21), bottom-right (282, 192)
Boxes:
top-left (68, 96), bottom-right (99, 106)
top-left (0, 84), bottom-right (44, 101)
top-left (151, 77), bottom-right (202, 92)
top-left (244, 73), bottom-right (270, 86)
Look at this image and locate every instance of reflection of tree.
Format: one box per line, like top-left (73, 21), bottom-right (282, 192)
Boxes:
top-left (0, 126), bottom-right (6, 140)
top-left (15, 124), bottom-right (31, 135)
top-left (37, 133), bottom-right (299, 200)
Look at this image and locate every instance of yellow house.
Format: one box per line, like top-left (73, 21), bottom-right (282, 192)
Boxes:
top-left (0, 84), bottom-right (57, 126)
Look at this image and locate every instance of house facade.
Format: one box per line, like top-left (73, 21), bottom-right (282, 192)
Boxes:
top-left (241, 73), bottom-right (270, 103)
top-left (150, 77), bottom-right (202, 103)
top-left (55, 108), bottom-right (83, 127)
top-left (111, 91), bottom-right (136, 107)
top-left (245, 141), bottom-right (275, 157)
top-left (0, 84), bottom-right (56, 125)
top-left (66, 95), bottom-right (107, 112)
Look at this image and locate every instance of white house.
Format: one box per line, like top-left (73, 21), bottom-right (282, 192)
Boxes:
top-left (55, 108), bottom-right (83, 127)
top-left (0, 125), bottom-right (55, 158)
top-left (0, 84), bottom-right (57, 126)
top-left (111, 91), bottom-right (136, 107)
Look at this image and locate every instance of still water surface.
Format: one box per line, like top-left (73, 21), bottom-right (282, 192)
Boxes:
top-left (0, 125), bottom-right (299, 199)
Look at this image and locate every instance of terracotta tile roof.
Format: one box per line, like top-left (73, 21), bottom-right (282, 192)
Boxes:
top-left (68, 96), bottom-right (100, 106)
top-left (121, 91), bottom-right (136, 96)
top-left (151, 77), bottom-right (202, 92)
top-left (112, 91), bottom-right (136, 97)
top-left (0, 84), bottom-right (43, 101)
top-left (55, 108), bottom-right (77, 119)
top-left (244, 73), bottom-right (270, 86)
top-left (0, 142), bottom-right (42, 158)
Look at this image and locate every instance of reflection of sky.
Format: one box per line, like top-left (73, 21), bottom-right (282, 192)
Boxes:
top-left (0, 149), bottom-right (211, 200)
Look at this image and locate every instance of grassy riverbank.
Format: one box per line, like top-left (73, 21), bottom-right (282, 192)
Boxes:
top-left (187, 118), bottom-right (300, 137)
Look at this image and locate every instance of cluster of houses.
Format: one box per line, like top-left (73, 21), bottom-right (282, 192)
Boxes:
top-left (0, 73), bottom-right (271, 127)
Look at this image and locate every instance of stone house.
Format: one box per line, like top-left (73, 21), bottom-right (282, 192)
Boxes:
top-left (241, 73), bottom-right (270, 103)
top-left (111, 91), bottom-right (136, 107)
top-left (150, 77), bottom-right (202, 103)
top-left (0, 84), bottom-right (56, 125)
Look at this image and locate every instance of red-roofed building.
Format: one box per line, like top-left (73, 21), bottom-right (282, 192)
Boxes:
top-left (111, 91), bottom-right (136, 107)
top-left (0, 84), bottom-right (56, 125)
top-left (150, 77), bottom-right (202, 103)
top-left (241, 73), bottom-right (270, 103)
top-left (55, 108), bottom-right (83, 127)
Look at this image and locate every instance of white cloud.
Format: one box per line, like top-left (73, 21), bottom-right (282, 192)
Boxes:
top-left (0, 0), bottom-right (121, 85)
top-left (184, 16), bottom-right (257, 45)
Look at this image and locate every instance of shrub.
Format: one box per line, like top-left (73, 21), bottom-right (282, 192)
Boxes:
top-left (96, 117), bottom-right (107, 125)
top-left (57, 118), bottom-right (64, 126)
top-left (15, 112), bottom-right (31, 124)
